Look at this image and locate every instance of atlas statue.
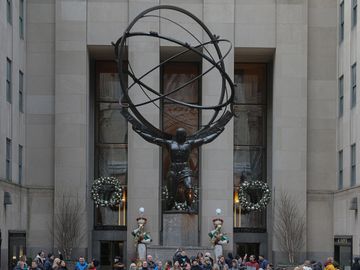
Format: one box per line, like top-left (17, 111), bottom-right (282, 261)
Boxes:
top-left (113, 5), bottom-right (235, 211)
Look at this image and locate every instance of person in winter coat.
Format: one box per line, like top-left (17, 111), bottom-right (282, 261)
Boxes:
top-left (147, 255), bottom-right (156, 270)
top-left (191, 259), bottom-right (203, 270)
top-left (325, 258), bottom-right (336, 270)
top-left (154, 261), bottom-right (163, 270)
top-left (352, 258), bottom-right (360, 270)
top-left (52, 258), bottom-right (62, 270)
top-left (14, 257), bottom-right (28, 270)
top-left (171, 261), bottom-right (182, 270)
top-left (44, 254), bottom-right (55, 270)
top-left (74, 257), bottom-right (88, 270)
top-left (203, 258), bottom-right (213, 270)
top-left (89, 259), bottom-right (100, 270)
top-left (34, 251), bottom-right (46, 270)
top-left (226, 254), bottom-right (234, 268)
top-left (164, 261), bottom-right (172, 270)
top-left (31, 261), bottom-right (42, 270)
top-left (244, 255), bottom-right (259, 270)
top-left (258, 256), bottom-right (268, 270)
top-left (311, 261), bottom-right (322, 270)
top-left (229, 259), bottom-right (239, 270)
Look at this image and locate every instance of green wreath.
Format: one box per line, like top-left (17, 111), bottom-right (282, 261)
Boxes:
top-left (91, 176), bottom-right (123, 208)
top-left (238, 180), bottom-right (271, 212)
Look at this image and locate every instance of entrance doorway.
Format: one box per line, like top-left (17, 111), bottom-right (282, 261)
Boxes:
top-left (236, 243), bottom-right (260, 258)
top-left (100, 241), bottom-right (125, 270)
top-left (334, 236), bottom-right (352, 270)
top-left (8, 232), bottom-right (26, 270)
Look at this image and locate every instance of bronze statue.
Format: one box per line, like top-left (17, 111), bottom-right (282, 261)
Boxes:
top-left (113, 5), bottom-right (235, 212)
top-left (133, 126), bottom-right (224, 210)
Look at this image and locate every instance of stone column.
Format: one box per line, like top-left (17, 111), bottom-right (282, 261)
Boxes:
top-left (201, 0), bottom-right (235, 252)
top-left (54, 0), bottom-right (88, 257)
top-left (26, 0), bottom-right (56, 255)
top-left (126, 0), bottom-right (160, 260)
top-left (306, 0), bottom-right (337, 260)
top-left (272, 0), bottom-right (308, 262)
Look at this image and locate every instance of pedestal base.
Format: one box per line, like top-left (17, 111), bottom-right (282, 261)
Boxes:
top-left (162, 213), bottom-right (198, 246)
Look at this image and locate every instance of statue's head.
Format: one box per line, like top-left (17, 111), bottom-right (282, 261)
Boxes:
top-left (175, 128), bottom-right (187, 143)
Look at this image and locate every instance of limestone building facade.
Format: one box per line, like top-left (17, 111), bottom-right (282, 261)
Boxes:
top-left (0, 0), bottom-right (357, 269)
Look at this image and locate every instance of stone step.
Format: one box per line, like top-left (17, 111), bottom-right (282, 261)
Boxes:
top-left (147, 245), bottom-right (215, 263)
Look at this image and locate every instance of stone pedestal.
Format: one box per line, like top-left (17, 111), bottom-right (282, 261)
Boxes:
top-left (162, 213), bottom-right (199, 246)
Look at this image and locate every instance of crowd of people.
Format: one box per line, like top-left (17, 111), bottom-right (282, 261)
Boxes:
top-left (129, 252), bottom-right (360, 270)
top-left (128, 251), bottom-right (360, 270)
top-left (13, 251), bottom-right (99, 270)
top-left (11, 249), bottom-right (360, 270)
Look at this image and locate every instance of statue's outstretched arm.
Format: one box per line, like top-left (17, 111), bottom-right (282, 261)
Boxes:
top-left (133, 127), bottom-right (168, 146)
top-left (191, 127), bottom-right (224, 148)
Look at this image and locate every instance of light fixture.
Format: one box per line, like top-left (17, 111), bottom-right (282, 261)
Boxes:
top-left (4, 192), bottom-right (12, 206)
top-left (234, 190), bottom-right (239, 204)
top-left (216, 208), bottom-right (222, 215)
top-left (139, 207), bottom-right (145, 215)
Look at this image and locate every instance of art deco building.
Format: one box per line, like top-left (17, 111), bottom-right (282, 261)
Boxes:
top-left (0, 0), bottom-right (358, 270)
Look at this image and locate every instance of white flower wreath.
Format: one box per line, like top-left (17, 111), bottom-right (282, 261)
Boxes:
top-left (91, 176), bottom-right (123, 208)
top-left (238, 180), bottom-right (271, 212)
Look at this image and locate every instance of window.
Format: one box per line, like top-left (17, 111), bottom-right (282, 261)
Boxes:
top-left (340, 1), bottom-right (344, 42)
top-left (19, 145), bottom-right (23, 185)
top-left (7, 0), bottom-right (12, 25)
top-left (19, 71), bottom-right (24, 112)
top-left (352, 63), bottom-right (357, 108)
top-left (233, 63), bottom-right (267, 230)
top-left (339, 76), bottom-right (344, 117)
top-left (353, 0), bottom-right (358, 27)
top-left (351, 144), bottom-right (356, 186)
top-left (7, 58), bottom-right (12, 103)
top-left (6, 138), bottom-right (12, 181)
top-left (95, 61), bottom-right (127, 228)
top-left (338, 150), bottom-right (343, 189)
top-left (19, 0), bottom-right (24, 39)
top-left (161, 62), bottom-right (200, 212)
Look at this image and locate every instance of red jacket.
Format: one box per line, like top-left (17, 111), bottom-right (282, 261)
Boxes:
top-left (245, 261), bottom-right (259, 270)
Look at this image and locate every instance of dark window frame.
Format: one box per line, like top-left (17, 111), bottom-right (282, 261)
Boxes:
top-left (340, 1), bottom-right (345, 42)
top-left (18, 145), bottom-right (23, 185)
top-left (353, 0), bottom-right (358, 27)
top-left (7, 58), bottom-right (12, 104)
top-left (6, 138), bottom-right (12, 181)
top-left (339, 75), bottom-right (344, 117)
top-left (338, 150), bottom-right (343, 190)
top-left (352, 63), bottom-right (357, 108)
top-left (19, 70), bottom-right (24, 113)
top-left (7, 0), bottom-right (12, 25)
top-left (351, 144), bottom-right (356, 187)
top-left (19, 0), bottom-right (24, 39)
